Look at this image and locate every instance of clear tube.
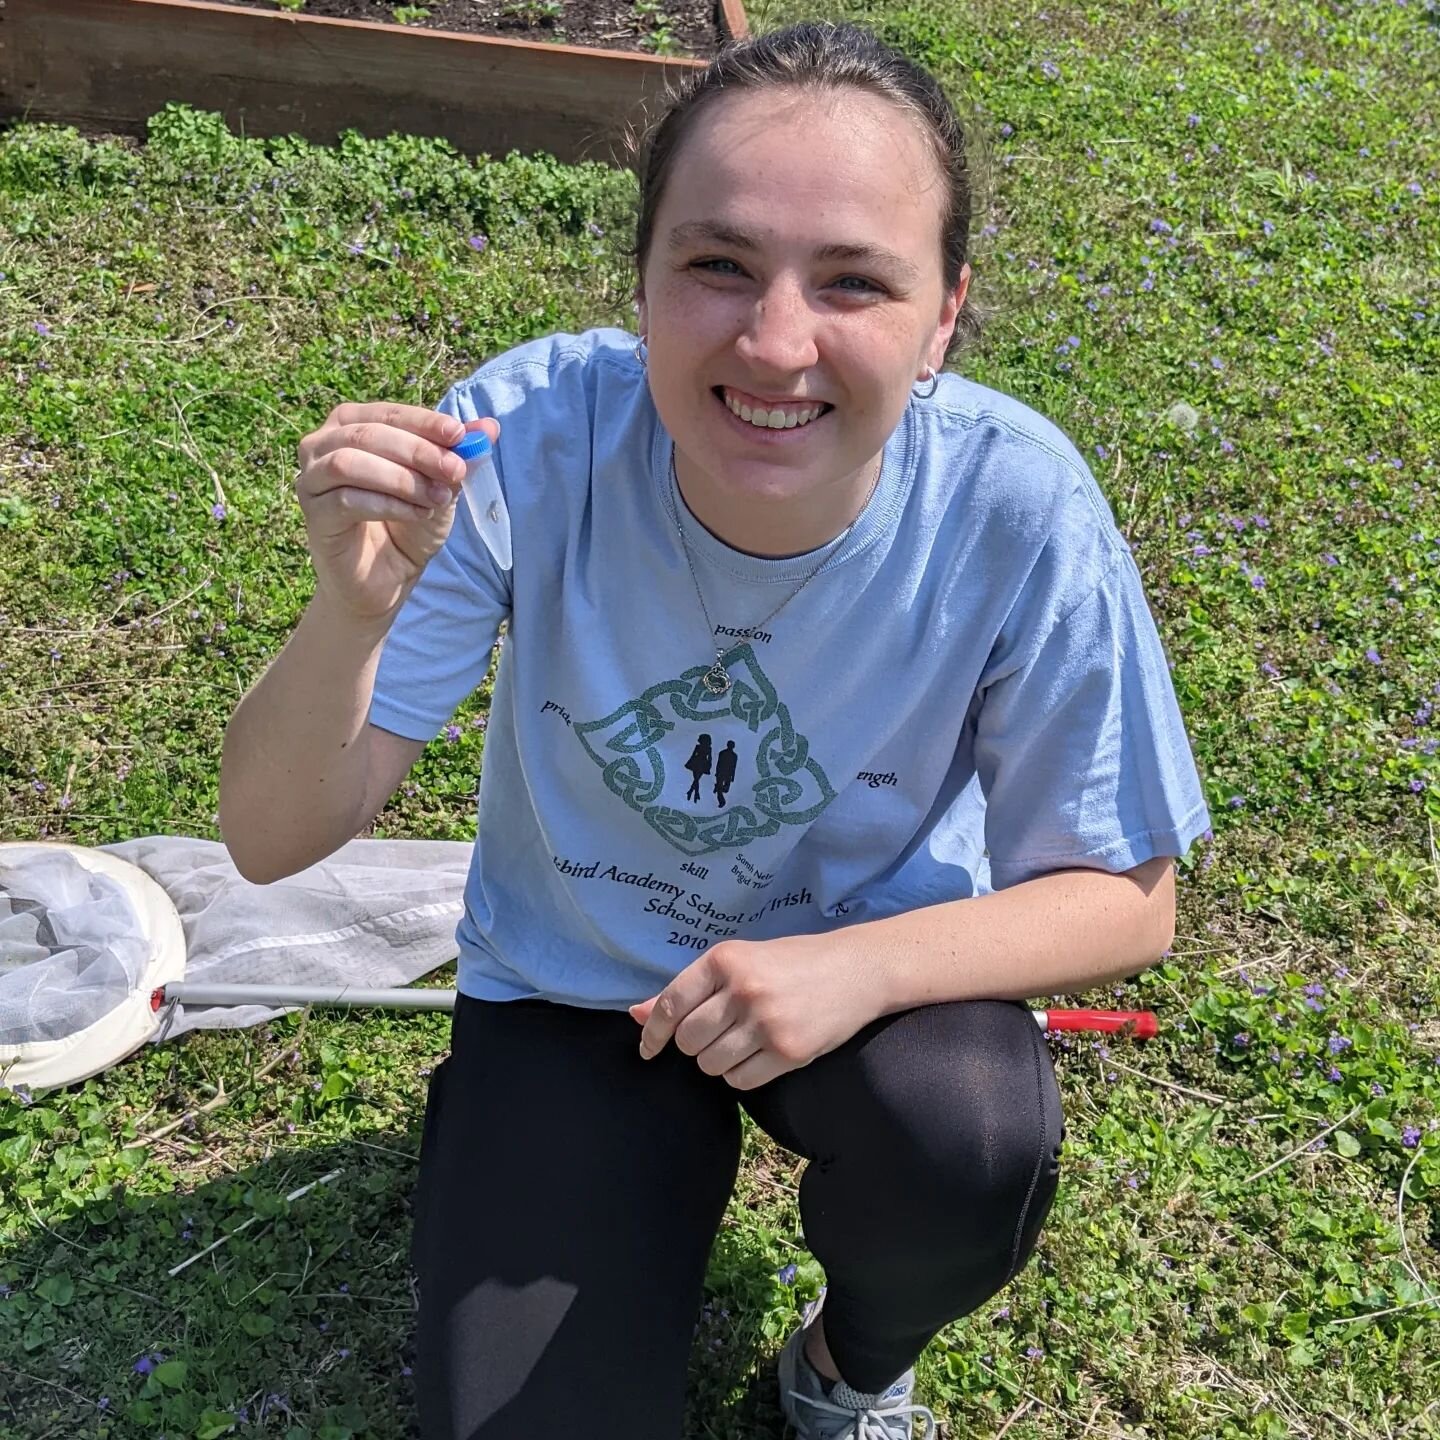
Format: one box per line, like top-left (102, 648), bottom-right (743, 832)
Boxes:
top-left (451, 432), bottom-right (512, 571)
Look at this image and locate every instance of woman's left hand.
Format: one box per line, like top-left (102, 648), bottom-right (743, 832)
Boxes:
top-left (628, 934), bottom-right (885, 1090)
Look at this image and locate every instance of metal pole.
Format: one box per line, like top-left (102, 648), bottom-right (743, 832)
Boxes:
top-left (153, 983), bottom-right (458, 1011)
top-left (152, 983), bottom-right (1158, 1036)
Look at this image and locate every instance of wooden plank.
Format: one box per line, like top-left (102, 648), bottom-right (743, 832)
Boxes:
top-left (717, 0), bottom-right (749, 41)
top-left (0, 0), bottom-right (735, 164)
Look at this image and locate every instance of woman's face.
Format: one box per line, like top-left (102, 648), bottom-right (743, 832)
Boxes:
top-left (637, 85), bottom-right (968, 510)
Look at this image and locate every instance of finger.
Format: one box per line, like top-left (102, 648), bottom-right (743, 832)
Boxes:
top-left (309, 422), bottom-right (467, 491)
top-left (322, 488), bottom-right (439, 523)
top-left (301, 446), bottom-right (452, 515)
top-left (461, 416), bottom-right (502, 442)
top-left (720, 1050), bottom-right (790, 1092)
top-left (628, 999), bottom-right (657, 1025)
top-left (671, 992), bottom-right (740, 1060)
top-left (327, 401), bottom-right (467, 449)
top-left (691, 1022), bottom-right (763, 1078)
top-left (638, 954), bottom-right (720, 1058)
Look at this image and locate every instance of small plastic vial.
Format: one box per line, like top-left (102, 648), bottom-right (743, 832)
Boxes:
top-left (450, 430), bottom-right (512, 571)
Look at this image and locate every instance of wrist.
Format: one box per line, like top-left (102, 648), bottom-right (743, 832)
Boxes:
top-left (305, 587), bottom-right (404, 651)
top-left (833, 918), bottom-right (905, 1023)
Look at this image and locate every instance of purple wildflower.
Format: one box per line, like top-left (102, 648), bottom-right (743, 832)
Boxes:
top-left (1232, 1032), bottom-right (1250, 1047)
top-left (468, 234), bottom-right (489, 252)
top-left (1150, 218), bottom-right (1173, 235)
top-left (1401, 1126), bottom-right (1421, 1147)
top-left (778, 1263), bottom-right (798, 1285)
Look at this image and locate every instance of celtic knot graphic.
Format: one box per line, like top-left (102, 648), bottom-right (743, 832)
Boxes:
top-left (573, 646), bottom-right (836, 855)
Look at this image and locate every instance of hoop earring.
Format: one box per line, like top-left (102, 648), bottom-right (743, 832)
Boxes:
top-left (912, 365), bottom-right (939, 399)
top-left (634, 337), bottom-right (648, 370)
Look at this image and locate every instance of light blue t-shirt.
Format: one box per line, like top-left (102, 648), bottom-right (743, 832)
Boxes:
top-left (369, 328), bottom-right (1210, 1009)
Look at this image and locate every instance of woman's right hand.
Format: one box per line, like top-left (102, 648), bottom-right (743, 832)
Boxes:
top-left (295, 402), bottom-right (502, 623)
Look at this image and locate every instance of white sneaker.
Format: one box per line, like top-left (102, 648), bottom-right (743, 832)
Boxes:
top-left (775, 1288), bottom-right (936, 1439)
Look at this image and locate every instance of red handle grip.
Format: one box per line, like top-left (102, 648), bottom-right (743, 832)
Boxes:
top-left (1039, 1009), bottom-right (1157, 1038)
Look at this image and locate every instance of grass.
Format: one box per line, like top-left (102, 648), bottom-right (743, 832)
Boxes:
top-left (0, 0), bottom-right (1438, 1432)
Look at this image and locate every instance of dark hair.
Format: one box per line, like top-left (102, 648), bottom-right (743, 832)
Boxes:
top-left (633, 21), bottom-right (985, 361)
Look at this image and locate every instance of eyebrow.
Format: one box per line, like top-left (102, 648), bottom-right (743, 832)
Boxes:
top-left (666, 220), bottom-right (921, 284)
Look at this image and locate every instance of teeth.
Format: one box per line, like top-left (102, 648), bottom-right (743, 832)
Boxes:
top-left (724, 391), bottom-right (825, 429)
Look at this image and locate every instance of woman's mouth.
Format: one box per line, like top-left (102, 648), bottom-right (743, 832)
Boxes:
top-left (715, 385), bottom-right (833, 432)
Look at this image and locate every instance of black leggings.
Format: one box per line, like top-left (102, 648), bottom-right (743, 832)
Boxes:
top-left (411, 993), bottom-right (1064, 1439)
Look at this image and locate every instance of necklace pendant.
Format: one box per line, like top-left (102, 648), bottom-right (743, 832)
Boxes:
top-left (702, 659), bottom-right (732, 696)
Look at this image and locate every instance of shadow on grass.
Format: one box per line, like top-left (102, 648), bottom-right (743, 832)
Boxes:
top-left (0, 1128), bottom-right (796, 1440)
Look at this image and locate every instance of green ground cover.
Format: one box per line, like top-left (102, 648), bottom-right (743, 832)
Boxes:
top-left (0, 0), bottom-right (1437, 1433)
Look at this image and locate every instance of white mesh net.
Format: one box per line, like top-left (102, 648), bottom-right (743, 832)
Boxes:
top-left (0, 835), bottom-right (473, 1089)
top-left (0, 851), bottom-right (151, 1046)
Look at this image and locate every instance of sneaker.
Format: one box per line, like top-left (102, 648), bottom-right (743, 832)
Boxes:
top-left (776, 1288), bottom-right (936, 1439)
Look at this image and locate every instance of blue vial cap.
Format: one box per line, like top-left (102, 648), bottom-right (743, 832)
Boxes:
top-left (451, 431), bottom-right (492, 461)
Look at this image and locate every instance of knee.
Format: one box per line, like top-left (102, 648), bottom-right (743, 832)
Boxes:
top-left (857, 1002), bottom-right (1064, 1207)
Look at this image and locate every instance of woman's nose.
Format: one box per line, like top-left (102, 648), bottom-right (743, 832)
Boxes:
top-left (734, 280), bottom-right (819, 374)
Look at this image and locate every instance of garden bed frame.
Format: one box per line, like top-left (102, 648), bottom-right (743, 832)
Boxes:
top-left (0, 0), bottom-right (749, 164)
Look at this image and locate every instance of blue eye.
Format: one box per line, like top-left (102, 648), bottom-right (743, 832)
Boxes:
top-left (695, 257), bottom-right (744, 276)
top-left (834, 275), bottom-right (884, 294)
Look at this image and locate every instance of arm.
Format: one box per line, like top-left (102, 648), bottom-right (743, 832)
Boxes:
top-left (631, 857), bottom-right (1176, 1088)
top-left (218, 593), bottom-right (424, 884)
top-left (859, 855), bottom-right (1176, 1014)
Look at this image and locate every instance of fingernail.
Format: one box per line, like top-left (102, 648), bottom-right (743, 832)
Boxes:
top-left (443, 420), bottom-right (464, 443)
top-left (638, 1046), bottom-right (652, 1060)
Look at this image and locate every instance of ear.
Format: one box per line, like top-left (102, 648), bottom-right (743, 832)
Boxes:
top-left (925, 263), bottom-right (971, 373)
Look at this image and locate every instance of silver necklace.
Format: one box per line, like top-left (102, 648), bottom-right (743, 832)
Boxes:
top-left (669, 447), bottom-right (881, 697)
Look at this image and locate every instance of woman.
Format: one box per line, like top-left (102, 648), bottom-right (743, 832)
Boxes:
top-left (219, 21), bottom-right (1209, 1440)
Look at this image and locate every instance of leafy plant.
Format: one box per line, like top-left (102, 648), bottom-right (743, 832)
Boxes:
top-left (501, 0), bottom-right (564, 25)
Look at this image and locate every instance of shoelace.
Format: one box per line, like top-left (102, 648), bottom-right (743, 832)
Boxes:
top-left (788, 1385), bottom-right (937, 1439)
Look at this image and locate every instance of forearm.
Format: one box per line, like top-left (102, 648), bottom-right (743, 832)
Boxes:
top-left (218, 593), bottom-right (393, 884)
top-left (855, 857), bottom-right (1176, 1016)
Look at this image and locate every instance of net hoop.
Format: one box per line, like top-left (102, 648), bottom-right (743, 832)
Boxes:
top-left (0, 841), bottom-right (187, 1090)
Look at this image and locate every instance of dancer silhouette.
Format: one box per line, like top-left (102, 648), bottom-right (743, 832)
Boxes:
top-left (684, 734), bottom-right (712, 803)
top-left (713, 740), bottom-right (737, 808)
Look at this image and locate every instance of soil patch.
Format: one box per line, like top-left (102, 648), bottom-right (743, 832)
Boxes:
top-left (205, 0), bottom-right (723, 58)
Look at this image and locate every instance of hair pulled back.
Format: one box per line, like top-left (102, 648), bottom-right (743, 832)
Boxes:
top-left (633, 21), bottom-right (984, 361)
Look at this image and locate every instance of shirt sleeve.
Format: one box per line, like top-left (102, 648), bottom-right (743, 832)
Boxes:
top-left (367, 383), bottom-right (512, 743)
top-left (975, 548), bottom-right (1210, 889)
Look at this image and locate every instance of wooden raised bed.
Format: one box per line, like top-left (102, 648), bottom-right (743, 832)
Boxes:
top-left (0, 0), bottom-right (749, 165)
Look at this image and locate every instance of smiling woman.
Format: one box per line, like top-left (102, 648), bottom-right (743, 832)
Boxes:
top-left (217, 19), bottom-right (1210, 1440)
